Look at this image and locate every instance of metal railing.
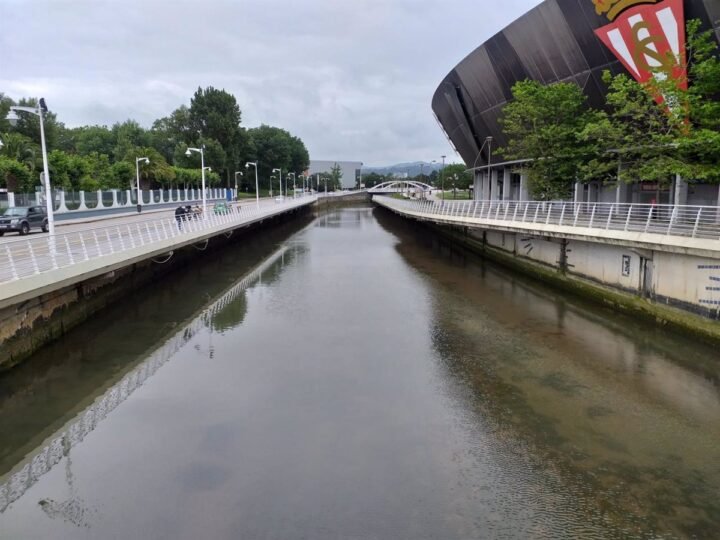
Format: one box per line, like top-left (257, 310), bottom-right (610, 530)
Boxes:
top-left (0, 196), bottom-right (316, 286)
top-left (375, 196), bottom-right (720, 241)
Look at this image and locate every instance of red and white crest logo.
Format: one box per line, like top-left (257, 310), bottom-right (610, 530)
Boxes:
top-left (594, 0), bottom-right (686, 90)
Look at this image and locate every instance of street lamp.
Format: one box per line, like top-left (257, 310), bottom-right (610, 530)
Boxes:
top-left (7, 99), bottom-right (55, 235)
top-left (185, 145), bottom-right (207, 218)
top-left (135, 157), bottom-right (150, 213)
top-left (245, 162), bottom-right (260, 209)
top-left (272, 168), bottom-right (282, 200)
top-left (287, 172), bottom-right (296, 198)
top-left (234, 171), bottom-right (243, 199)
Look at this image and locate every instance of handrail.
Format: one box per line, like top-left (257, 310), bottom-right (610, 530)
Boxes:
top-left (374, 196), bottom-right (720, 242)
top-left (0, 196), bottom-right (317, 286)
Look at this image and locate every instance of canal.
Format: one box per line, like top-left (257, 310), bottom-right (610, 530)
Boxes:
top-left (0, 205), bottom-right (718, 539)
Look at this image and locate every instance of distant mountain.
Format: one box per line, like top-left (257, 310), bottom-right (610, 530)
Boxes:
top-left (362, 161), bottom-right (450, 177)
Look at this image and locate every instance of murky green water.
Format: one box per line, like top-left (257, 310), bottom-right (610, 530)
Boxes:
top-left (0, 206), bottom-right (718, 539)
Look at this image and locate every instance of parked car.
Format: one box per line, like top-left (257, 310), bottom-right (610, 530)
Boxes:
top-left (213, 201), bottom-right (230, 215)
top-left (0, 206), bottom-right (49, 236)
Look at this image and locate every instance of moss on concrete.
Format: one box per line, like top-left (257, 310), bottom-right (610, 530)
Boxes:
top-left (433, 223), bottom-right (720, 346)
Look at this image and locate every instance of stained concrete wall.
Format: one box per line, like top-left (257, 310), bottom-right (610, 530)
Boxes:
top-left (470, 228), bottom-right (720, 319)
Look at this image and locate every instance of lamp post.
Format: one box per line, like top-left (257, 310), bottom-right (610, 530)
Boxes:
top-left (287, 172), bottom-right (296, 198)
top-left (7, 99), bottom-right (55, 235)
top-left (234, 171), bottom-right (243, 200)
top-left (440, 155), bottom-right (446, 202)
top-left (245, 162), bottom-right (260, 209)
top-left (185, 145), bottom-right (207, 218)
top-left (272, 168), bottom-right (282, 200)
top-left (485, 136), bottom-right (493, 200)
top-left (135, 157), bottom-right (150, 213)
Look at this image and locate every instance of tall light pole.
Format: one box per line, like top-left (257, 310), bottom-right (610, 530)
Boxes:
top-left (185, 145), bottom-right (207, 217)
top-left (287, 172), bottom-right (296, 198)
top-left (272, 168), bottom-right (282, 200)
top-left (441, 155), bottom-right (446, 201)
top-left (7, 99), bottom-right (55, 235)
top-left (234, 171), bottom-right (243, 199)
top-left (135, 157), bottom-right (150, 213)
top-left (485, 136), bottom-right (493, 200)
top-left (245, 162), bottom-right (260, 209)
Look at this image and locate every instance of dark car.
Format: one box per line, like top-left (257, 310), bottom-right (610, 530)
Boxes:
top-left (0, 206), bottom-right (49, 236)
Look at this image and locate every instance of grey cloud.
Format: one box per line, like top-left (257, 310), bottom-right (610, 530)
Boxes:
top-left (1, 0), bottom-right (541, 166)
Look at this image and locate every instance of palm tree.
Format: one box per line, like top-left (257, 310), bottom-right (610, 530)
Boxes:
top-left (0, 132), bottom-right (38, 171)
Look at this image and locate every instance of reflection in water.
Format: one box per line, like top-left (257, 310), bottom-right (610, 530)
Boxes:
top-left (0, 245), bottom-right (290, 513)
top-left (377, 207), bottom-right (720, 538)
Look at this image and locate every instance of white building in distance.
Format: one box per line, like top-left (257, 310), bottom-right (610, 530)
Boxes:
top-left (308, 160), bottom-right (363, 190)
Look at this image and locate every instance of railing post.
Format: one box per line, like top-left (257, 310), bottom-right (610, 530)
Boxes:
top-left (692, 208), bottom-right (702, 238)
top-left (136, 224), bottom-right (145, 246)
top-left (27, 242), bottom-right (40, 274)
top-left (522, 203), bottom-right (529, 222)
top-left (5, 246), bottom-right (19, 280)
top-left (93, 231), bottom-right (102, 256)
top-left (533, 204), bottom-right (540, 223)
top-left (589, 204), bottom-right (597, 228)
top-left (512, 203), bottom-right (519, 222)
top-left (666, 206), bottom-right (678, 235)
top-left (64, 236), bottom-right (74, 265)
top-left (606, 204), bottom-right (615, 229)
top-left (645, 206), bottom-right (654, 233)
top-left (116, 227), bottom-right (126, 251)
top-left (105, 230), bottom-right (114, 254)
top-left (545, 203), bottom-right (553, 225)
top-left (573, 203), bottom-right (580, 227)
top-left (624, 205), bottom-right (633, 231)
top-left (80, 233), bottom-right (90, 260)
top-left (127, 225), bottom-right (136, 248)
top-left (559, 204), bottom-right (566, 226)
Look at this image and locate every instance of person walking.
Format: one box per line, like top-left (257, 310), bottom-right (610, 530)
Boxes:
top-left (175, 205), bottom-right (186, 230)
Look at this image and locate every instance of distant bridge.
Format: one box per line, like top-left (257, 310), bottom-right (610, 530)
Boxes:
top-left (367, 181), bottom-right (432, 195)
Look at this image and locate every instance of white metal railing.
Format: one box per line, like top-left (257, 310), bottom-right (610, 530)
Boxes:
top-left (0, 196), bottom-right (316, 286)
top-left (375, 196), bottom-right (720, 241)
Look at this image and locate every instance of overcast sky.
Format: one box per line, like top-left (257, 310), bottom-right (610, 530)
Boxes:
top-left (1, 0), bottom-right (540, 166)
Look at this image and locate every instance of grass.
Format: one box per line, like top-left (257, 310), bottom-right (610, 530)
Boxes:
top-left (436, 190), bottom-right (472, 200)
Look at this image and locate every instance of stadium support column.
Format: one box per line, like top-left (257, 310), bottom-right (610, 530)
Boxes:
top-left (673, 174), bottom-right (687, 206)
top-left (482, 171), bottom-right (491, 200)
top-left (473, 170), bottom-right (483, 200)
top-left (519, 173), bottom-right (529, 201)
top-left (490, 169), bottom-right (499, 201)
top-left (574, 181), bottom-right (583, 204)
top-left (503, 169), bottom-right (512, 200)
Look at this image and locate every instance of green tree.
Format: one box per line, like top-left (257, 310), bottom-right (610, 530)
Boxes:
top-left (0, 132), bottom-right (37, 171)
top-left (440, 163), bottom-right (472, 189)
top-left (112, 120), bottom-right (149, 162)
top-left (500, 80), bottom-right (598, 199)
top-left (247, 125), bottom-right (293, 190)
top-left (72, 125), bottom-right (116, 157)
top-left (0, 157), bottom-right (32, 192)
top-left (123, 147), bottom-right (176, 188)
top-left (189, 86), bottom-right (245, 185)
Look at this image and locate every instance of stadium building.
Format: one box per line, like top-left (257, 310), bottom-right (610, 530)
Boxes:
top-left (432, 0), bottom-right (720, 205)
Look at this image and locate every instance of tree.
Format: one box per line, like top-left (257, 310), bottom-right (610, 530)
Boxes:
top-left (123, 147), bottom-right (175, 188)
top-left (0, 157), bottom-right (32, 192)
top-left (189, 86), bottom-right (245, 185)
top-left (72, 125), bottom-right (116, 157)
top-left (330, 163), bottom-right (343, 188)
top-left (0, 132), bottom-right (37, 171)
top-left (439, 163), bottom-right (472, 189)
top-left (247, 125), bottom-right (293, 190)
top-left (579, 19), bottom-right (720, 186)
top-left (9, 97), bottom-right (64, 150)
top-left (288, 135), bottom-right (310, 175)
top-left (362, 172), bottom-right (384, 188)
top-left (500, 80), bottom-right (598, 199)
top-left (112, 120), bottom-right (149, 162)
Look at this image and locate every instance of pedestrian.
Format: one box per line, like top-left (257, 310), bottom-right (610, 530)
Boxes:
top-left (175, 205), bottom-right (186, 230)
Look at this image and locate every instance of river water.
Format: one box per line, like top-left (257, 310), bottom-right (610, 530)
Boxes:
top-left (0, 206), bottom-right (718, 539)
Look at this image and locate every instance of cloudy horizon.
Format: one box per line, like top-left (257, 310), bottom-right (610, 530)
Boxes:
top-left (1, 0), bottom-right (541, 166)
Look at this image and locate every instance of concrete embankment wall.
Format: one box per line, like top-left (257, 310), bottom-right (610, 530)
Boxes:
top-left (399, 217), bottom-right (720, 343)
top-left (0, 207), bottom-right (312, 371)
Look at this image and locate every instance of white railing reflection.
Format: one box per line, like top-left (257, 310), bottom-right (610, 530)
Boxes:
top-left (0, 244), bottom-right (288, 513)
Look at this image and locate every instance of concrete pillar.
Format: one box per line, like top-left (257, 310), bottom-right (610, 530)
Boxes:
top-left (111, 189), bottom-right (118, 207)
top-left (574, 182), bottom-right (583, 204)
top-left (674, 174), bottom-right (688, 206)
top-left (8, 192), bottom-right (15, 208)
top-left (503, 169), bottom-right (512, 200)
top-left (482, 171), bottom-right (491, 200)
top-left (57, 190), bottom-right (68, 212)
top-left (78, 191), bottom-right (88, 211)
top-left (519, 173), bottom-right (529, 201)
top-left (616, 182), bottom-right (630, 205)
top-left (473, 171), bottom-right (482, 200)
top-left (126, 189), bottom-right (132, 206)
top-left (490, 169), bottom-right (499, 201)
top-left (35, 191), bottom-right (41, 205)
